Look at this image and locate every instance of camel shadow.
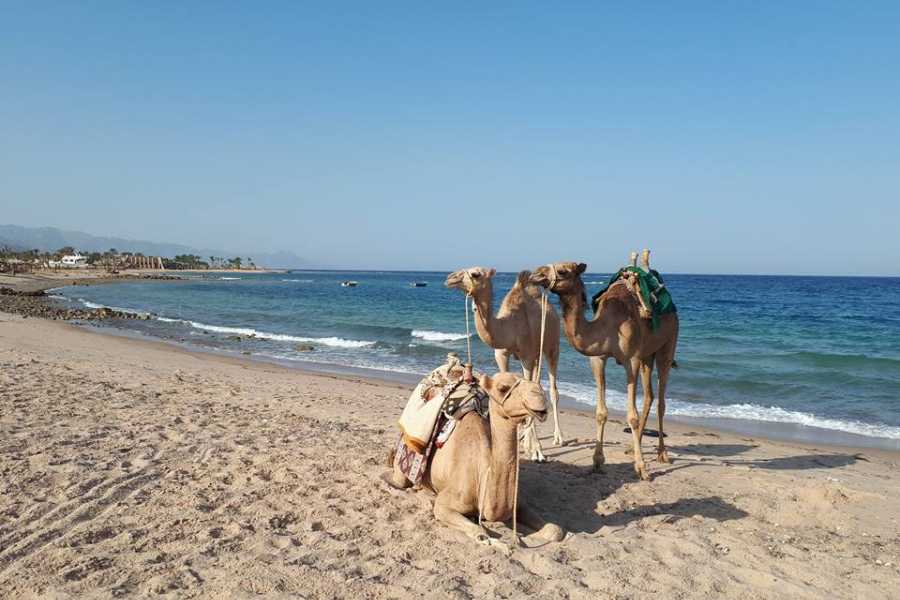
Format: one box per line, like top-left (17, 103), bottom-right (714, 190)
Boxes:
top-left (517, 458), bottom-right (748, 535)
top-left (728, 452), bottom-right (865, 471)
top-left (671, 443), bottom-right (758, 457)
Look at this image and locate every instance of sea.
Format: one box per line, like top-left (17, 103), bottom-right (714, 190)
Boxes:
top-left (48, 271), bottom-right (900, 450)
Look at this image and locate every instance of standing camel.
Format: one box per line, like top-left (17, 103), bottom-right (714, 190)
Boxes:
top-left (445, 267), bottom-right (563, 461)
top-left (529, 261), bottom-right (679, 480)
top-left (382, 372), bottom-right (565, 554)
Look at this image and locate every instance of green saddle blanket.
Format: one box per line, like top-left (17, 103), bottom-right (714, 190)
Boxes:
top-left (590, 267), bottom-right (676, 330)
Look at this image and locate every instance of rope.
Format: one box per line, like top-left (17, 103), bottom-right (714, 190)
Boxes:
top-left (471, 285), bottom-right (552, 550)
top-left (534, 291), bottom-right (548, 383)
top-left (512, 292), bottom-right (549, 547)
top-left (512, 423), bottom-right (521, 541)
top-left (477, 464), bottom-right (491, 527)
top-left (464, 293), bottom-right (473, 367)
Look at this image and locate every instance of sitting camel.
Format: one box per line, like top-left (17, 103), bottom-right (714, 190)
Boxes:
top-left (383, 372), bottom-right (564, 553)
top-left (530, 261), bottom-right (679, 480)
top-left (445, 267), bottom-right (563, 461)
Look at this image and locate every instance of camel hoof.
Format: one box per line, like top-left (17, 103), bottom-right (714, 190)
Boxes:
top-left (379, 471), bottom-right (410, 490)
top-left (530, 451), bottom-right (547, 463)
top-left (592, 447), bottom-right (605, 469)
top-left (658, 449), bottom-right (671, 464)
top-left (535, 524), bottom-right (565, 543)
top-left (477, 534), bottom-right (511, 556)
top-left (634, 464), bottom-right (650, 481)
top-left (553, 433), bottom-right (565, 447)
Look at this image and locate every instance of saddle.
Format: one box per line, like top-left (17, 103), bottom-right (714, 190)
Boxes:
top-left (394, 354), bottom-right (489, 486)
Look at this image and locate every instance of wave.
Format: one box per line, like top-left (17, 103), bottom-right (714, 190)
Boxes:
top-left (411, 330), bottom-right (471, 342)
top-left (281, 279), bottom-right (313, 283)
top-left (219, 277), bottom-right (241, 281)
top-left (76, 298), bottom-right (151, 317)
top-left (789, 351), bottom-right (900, 369)
top-left (553, 381), bottom-right (900, 441)
top-left (183, 320), bottom-right (375, 348)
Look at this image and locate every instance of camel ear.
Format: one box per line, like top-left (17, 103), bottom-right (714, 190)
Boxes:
top-left (487, 268), bottom-right (496, 278)
top-left (576, 263), bottom-right (587, 275)
top-left (479, 374), bottom-right (492, 391)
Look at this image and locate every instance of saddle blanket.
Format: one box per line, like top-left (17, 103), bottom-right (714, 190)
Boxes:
top-left (394, 353), bottom-right (489, 486)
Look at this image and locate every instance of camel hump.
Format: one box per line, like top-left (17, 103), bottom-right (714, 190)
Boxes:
top-left (515, 270), bottom-right (544, 299)
top-left (515, 270), bottom-right (532, 289)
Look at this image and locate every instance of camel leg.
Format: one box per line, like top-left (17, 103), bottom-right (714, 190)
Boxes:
top-left (380, 451), bottom-right (412, 490)
top-left (516, 501), bottom-right (565, 542)
top-left (433, 494), bottom-right (510, 555)
top-left (625, 359), bottom-right (649, 480)
top-left (519, 361), bottom-right (546, 462)
top-left (655, 342), bottom-right (677, 464)
top-left (638, 356), bottom-right (655, 444)
top-left (494, 348), bottom-right (510, 373)
top-left (546, 350), bottom-right (564, 447)
top-left (589, 356), bottom-right (608, 470)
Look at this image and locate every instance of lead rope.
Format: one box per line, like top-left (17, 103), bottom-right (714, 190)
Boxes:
top-left (514, 291), bottom-right (549, 547)
top-left (534, 291), bottom-right (548, 382)
top-left (464, 293), bottom-right (473, 367)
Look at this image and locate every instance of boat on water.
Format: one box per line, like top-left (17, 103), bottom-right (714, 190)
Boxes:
top-left (341, 280), bottom-right (358, 287)
top-left (409, 282), bottom-right (427, 287)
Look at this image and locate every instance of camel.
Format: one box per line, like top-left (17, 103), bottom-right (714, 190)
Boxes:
top-left (383, 371), bottom-right (565, 553)
top-left (445, 267), bottom-right (563, 461)
top-left (529, 260), bottom-right (679, 480)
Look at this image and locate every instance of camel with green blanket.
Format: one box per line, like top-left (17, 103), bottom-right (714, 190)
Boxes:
top-left (529, 256), bottom-right (679, 480)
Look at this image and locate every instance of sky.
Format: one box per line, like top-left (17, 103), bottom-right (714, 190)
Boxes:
top-left (2, 2), bottom-right (899, 275)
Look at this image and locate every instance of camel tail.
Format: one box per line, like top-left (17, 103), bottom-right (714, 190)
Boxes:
top-left (671, 359), bottom-right (679, 369)
top-left (386, 446), bottom-right (397, 468)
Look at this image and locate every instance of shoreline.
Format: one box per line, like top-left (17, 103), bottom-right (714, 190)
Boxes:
top-left (83, 318), bottom-right (900, 458)
top-left (4, 272), bottom-right (899, 453)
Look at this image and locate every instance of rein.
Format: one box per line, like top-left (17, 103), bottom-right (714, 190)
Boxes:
top-left (467, 275), bottom-right (551, 550)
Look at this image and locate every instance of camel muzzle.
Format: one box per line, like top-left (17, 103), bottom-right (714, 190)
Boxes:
top-left (528, 272), bottom-right (550, 288)
top-left (527, 406), bottom-right (549, 423)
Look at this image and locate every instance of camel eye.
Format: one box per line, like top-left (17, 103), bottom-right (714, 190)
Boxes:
top-left (497, 384), bottom-right (510, 395)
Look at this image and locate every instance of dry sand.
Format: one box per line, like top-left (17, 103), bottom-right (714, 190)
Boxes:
top-left (1, 313), bottom-right (898, 599)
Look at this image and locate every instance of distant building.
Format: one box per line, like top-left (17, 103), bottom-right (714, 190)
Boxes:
top-left (49, 252), bottom-right (88, 268)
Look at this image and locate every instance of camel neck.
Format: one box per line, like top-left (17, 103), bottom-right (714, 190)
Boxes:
top-left (471, 286), bottom-right (511, 349)
top-left (482, 413), bottom-right (520, 520)
top-left (557, 284), bottom-right (592, 354)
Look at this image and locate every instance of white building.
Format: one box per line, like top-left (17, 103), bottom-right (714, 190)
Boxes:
top-left (50, 253), bottom-right (89, 268)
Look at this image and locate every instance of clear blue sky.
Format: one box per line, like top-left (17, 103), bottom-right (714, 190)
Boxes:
top-left (2, 3), bottom-right (898, 274)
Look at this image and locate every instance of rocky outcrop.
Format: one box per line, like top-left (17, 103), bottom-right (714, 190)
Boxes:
top-left (0, 287), bottom-right (152, 321)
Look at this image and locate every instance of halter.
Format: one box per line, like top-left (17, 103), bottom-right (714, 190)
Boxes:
top-left (544, 264), bottom-right (560, 291)
top-left (491, 378), bottom-right (523, 420)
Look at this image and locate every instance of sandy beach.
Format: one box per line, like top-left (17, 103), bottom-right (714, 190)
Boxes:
top-left (1, 310), bottom-right (898, 599)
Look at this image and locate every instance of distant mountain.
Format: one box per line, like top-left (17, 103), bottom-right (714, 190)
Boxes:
top-left (0, 225), bottom-right (306, 268)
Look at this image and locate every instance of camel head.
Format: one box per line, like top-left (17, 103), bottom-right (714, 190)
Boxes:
top-left (445, 266), bottom-right (496, 296)
top-left (529, 262), bottom-right (587, 296)
top-left (479, 372), bottom-right (547, 423)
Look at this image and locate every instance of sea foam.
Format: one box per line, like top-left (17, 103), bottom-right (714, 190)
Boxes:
top-left (185, 321), bottom-right (376, 348)
top-left (411, 330), bottom-right (471, 342)
top-left (552, 381), bottom-right (900, 441)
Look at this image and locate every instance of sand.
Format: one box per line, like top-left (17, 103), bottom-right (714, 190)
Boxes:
top-left (1, 313), bottom-right (898, 599)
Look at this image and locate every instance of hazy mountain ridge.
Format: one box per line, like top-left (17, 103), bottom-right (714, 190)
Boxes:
top-left (0, 225), bottom-right (306, 268)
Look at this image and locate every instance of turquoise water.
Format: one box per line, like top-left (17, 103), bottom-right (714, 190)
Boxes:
top-left (51, 271), bottom-right (900, 444)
